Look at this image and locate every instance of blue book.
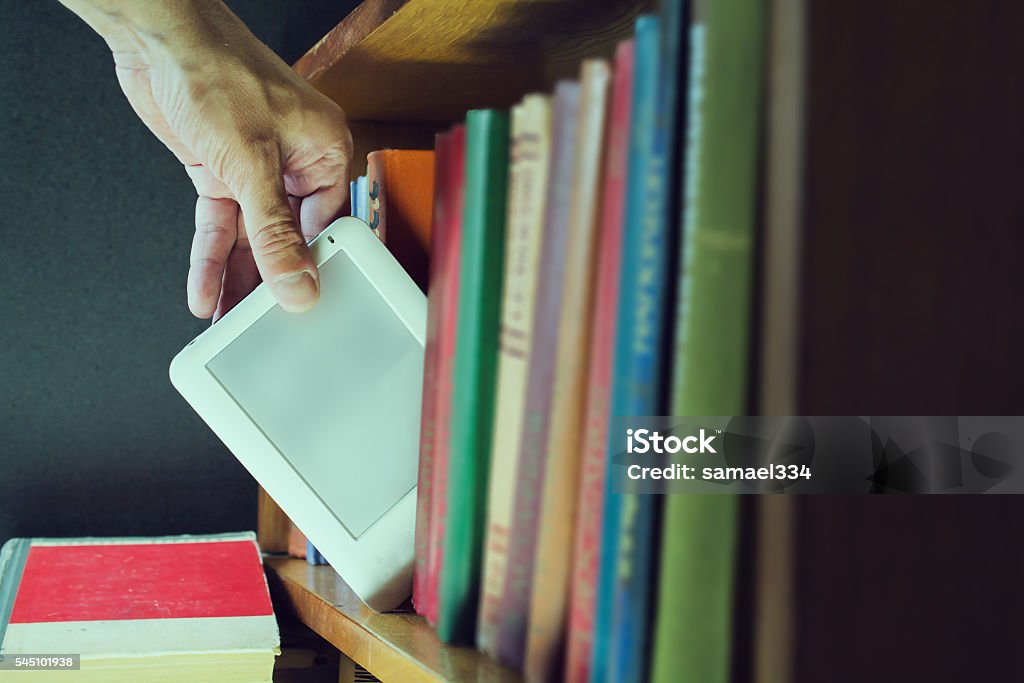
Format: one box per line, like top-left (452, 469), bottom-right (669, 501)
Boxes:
top-left (356, 175), bottom-right (369, 223)
top-left (349, 180), bottom-right (358, 216)
top-left (305, 540), bottom-right (328, 566)
top-left (590, 13), bottom-right (681, 683)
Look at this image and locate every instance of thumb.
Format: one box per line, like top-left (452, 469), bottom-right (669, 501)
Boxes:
top-left (236, 161), bottom-right (320, 313)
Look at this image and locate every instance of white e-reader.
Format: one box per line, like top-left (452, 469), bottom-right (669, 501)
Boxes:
top-left (169, 217), bottom-right (425, 611)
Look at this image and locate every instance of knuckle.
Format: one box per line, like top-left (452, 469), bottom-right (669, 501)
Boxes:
top-left (189, 256), bottom-right (223, 269)
top-left (252, 219), bottom-right (303, 257)
top-left (194, 222), bottom-right (230, 236)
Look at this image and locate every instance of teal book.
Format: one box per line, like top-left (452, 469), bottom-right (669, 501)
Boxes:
top-left (652, 0), bottom-right (765, 681)
top-left (437, 109), bottom-right (510, 645)
top-left (605, 3), bottom-right (693, 682)
top-left (591, 15), bottom-right (670, 683)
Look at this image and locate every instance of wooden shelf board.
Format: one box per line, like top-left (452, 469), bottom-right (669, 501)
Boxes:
top-left (265, 557), bottom-right (522, 683)
top-left (294, 0), bottom-right (650, 124)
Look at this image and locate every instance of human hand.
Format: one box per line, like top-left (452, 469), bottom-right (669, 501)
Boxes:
top-left (61, 0), bottom-right (352, 319)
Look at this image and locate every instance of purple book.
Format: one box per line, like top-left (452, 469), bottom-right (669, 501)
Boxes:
top-left (494, 80), bottom-right (581, 669)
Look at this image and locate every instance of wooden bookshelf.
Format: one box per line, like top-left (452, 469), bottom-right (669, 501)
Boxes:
top-left (265, 557), bottom-right (521, 683)
top-left (261, 1), bottom-right (654, 679)
top-left (267, 0), bottom-right (1024, 681)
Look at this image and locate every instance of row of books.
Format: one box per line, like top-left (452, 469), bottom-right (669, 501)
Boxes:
top-left (408, 0), bottom-right (764, 681)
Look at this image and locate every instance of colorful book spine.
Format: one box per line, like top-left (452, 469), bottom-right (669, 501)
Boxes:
top-left (564, 38), bottom-right (635, 683)
top-left (592, 15), bottom-right (669, 683)
top-left (305, 540), bottom-right (328, 566)
top-left (424, 125), bottom-right (467, 626)
top-left (607, 2), bottom-right (694, 680)
top-left (437, 110), bottom-right (510, 644)
top-left (652, 0), bottom-right (764, 678)
top-left (495, 81), bottom-right (581, 668)
top-left (356, 175), bottom-right (369, 224)
top-left (477, 94), bottom-right (553, 655)
top-left (366, 149), bottom-right (436, 290)
top-left (524, 59), bottom-right (611, 683)
top-left (413, 133), bottom-right (451, 615)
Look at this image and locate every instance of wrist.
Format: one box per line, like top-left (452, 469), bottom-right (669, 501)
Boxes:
top-left (60, 0), bottom-right (250, 65)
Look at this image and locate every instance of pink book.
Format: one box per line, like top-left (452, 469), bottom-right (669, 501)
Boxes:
top-left (564, 39), bottom-right (635, 683)
top-left (424, 124), bottom-right (467, 625)
top-left (413, 132), bottom-right (452, 613)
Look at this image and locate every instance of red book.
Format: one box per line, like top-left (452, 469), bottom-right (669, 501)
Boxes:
top-left (413, 132), bottom-right (451, 613)
top-left (0, 533), bottom-right (278, 680)
top-left (564, 38), bottom-right (635, 683)
top-left (424, 124), bottom-right (467, 625)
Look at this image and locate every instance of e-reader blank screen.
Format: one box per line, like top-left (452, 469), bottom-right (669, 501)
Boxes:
top-left (206, 249), bottom-right (423, 539)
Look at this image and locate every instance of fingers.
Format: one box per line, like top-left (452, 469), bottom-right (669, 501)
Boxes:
top-left (235, 160), bottom-right (320, 313)
top-left (188, 196), bottom-right (239, 318)
top-left (299, 182), bottom-right (349, 241)
top-left (214, 214), bottom-right (261, 322)
top-left (187, 166), bottom-right (340, 318)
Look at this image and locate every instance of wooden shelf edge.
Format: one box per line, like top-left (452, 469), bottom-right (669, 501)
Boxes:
top-left (293, 0), bottom-right (410, 83)
top-left (264, 557), bottom-right (522, 683)
top-left (291, 0), bottom-right (648, 124)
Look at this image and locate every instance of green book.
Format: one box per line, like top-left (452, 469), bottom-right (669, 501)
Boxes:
top-left (437, 109), bottom-right (510, 644)
top-left (653, 0), bottom-right (764, 681)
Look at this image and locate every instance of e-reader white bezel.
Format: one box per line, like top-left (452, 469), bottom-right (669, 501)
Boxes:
top-left (169, 217), bottom-right (424, 612)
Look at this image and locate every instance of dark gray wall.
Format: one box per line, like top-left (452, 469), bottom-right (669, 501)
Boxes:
top-left (0, 1), bottom-right (355, 545)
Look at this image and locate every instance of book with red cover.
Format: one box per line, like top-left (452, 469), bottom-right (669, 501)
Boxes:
top-left (366, 149), bottom-right (436, 291)
top-left (0, 533), bottom-right (278, 681)
top-left (495, 80), bottom-right (581, 668)
top-left (413, 132), bottom-right (452, 614)
top-left (564, 38), bottom-right (635, 683)
top-left (424, 124), bottom-right (467, 626)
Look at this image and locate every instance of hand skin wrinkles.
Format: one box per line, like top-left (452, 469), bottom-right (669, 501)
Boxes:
top-left (60, 0), bottom-right (353, 320)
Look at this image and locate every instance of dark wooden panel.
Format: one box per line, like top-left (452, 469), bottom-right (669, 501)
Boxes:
top-left (799, 1), bottom-right (1024, 415)
top-left (795, 496), bottom-right (1024, 683)
top-left (792, 5), bottom-right (1024, 682)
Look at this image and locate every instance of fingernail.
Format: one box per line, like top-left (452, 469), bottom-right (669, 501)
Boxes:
top-left (272, 269), bottom-right (319, 312)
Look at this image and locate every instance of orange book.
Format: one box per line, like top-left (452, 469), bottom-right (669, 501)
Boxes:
top-left (286, 522), bottom-right (307, 559)
top-left (366, 149), bottom-right (436, 290)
